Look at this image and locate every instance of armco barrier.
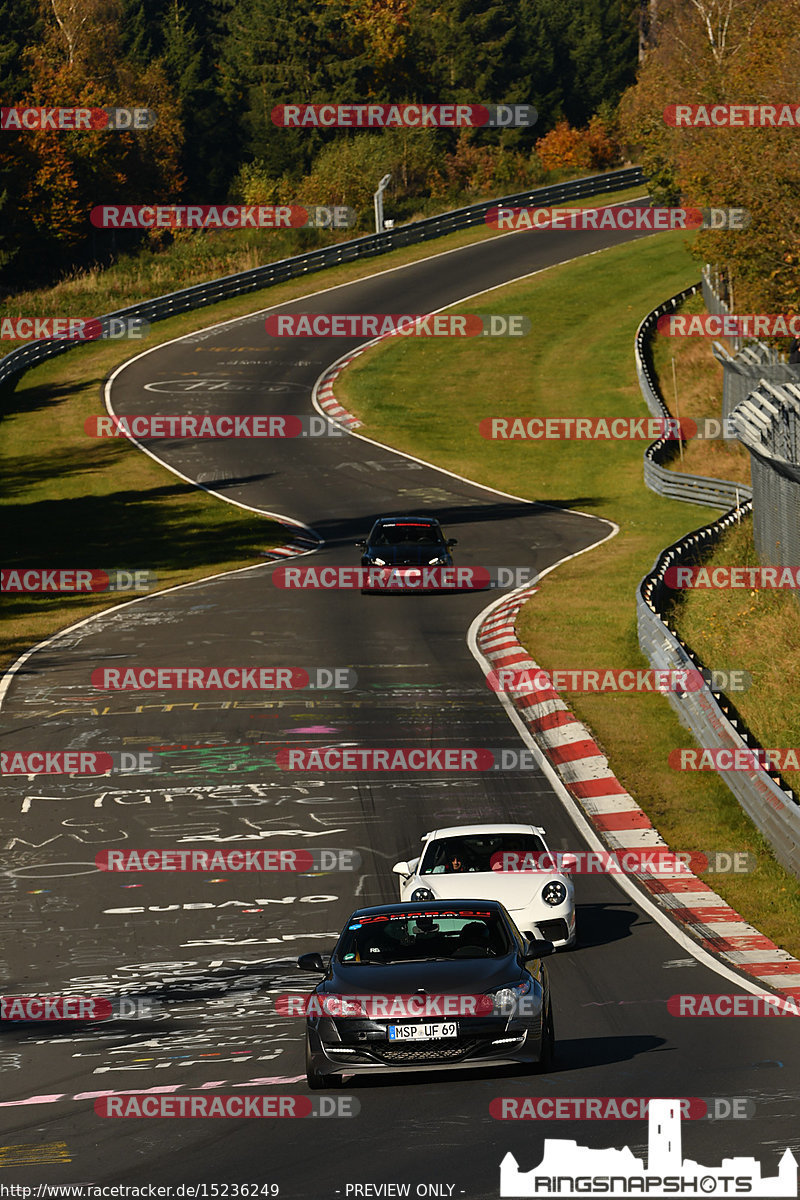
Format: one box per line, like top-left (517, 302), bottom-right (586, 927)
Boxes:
top-left (637, 508), bottom-right (800, 877)
top-left (635, 287), bottom-right (800, 877)
top-left (0, 166), bottom-right (644, 391)
top-left (634, 283), bottom-right (753, 509)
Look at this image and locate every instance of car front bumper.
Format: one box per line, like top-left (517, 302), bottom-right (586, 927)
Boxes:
top-left (306, 1012), bottom-right (546, 1075)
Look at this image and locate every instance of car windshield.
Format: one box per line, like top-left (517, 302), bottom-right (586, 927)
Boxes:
top-left (419, 833), bottom-right (548, 875)
top-left (336, 909), bottom-right (510, 963)
top-left (370, 524), bottom-right (444, 547)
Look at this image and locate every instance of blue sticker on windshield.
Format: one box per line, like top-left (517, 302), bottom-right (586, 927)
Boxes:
top-left (343, 953), bottom-right (356, 960)
top-left (348, 923), bottom-right (361, 929)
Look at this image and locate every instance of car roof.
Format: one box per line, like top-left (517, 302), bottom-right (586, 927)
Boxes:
top-left (422, 823), bottom-right (546, 840)
top-left (348, 899), bottom-right (507, 920)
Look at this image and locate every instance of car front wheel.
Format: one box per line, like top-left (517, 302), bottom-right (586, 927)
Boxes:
top-left (305, 1034), bottom-right (341, 1090)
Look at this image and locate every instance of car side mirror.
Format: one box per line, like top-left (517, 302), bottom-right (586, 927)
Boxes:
top-left (355, 540), bottom-right (367, 549)
top-left (392, 861), bottom-right (411, 876)
top-left (447, 538), bottom-right (458, 547)
top-left (522, 935), bottom-right (555, 959)
top-left (297, 952), bottom-right (327, 972)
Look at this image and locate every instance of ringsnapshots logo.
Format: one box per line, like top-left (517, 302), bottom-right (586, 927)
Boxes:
top-left (90, 205), bottom-right (356, 230)
top-left (491, 1097), bottom-right (756, 1121)
top-left (265, 313), bottom-right (530, 337)
top-left (271, 103), bottom-right (537, 128)
top-left (275, 747), bottom-right (542, 771)
top-left (96, 1095), bottom-right (358, 1118)
top-left (0, 317), bottom-right (148, 341)
top-left (498, 1098), bottom-right (797, 1197)
top-left (85, 414), bottom-right (348, 439)
top-left (488, 849), bottom-right (756, 876)
top-left (96, 847), bottom-right (360, 872)
top-left (1, 107), bottom-right (156, 131)
top-left (486, 666), bottom-right (752, 694)
top-left (1, 750), bottom-right (160, 776)
top-left (1, 569), bottom-right (156, 593)
top-left (271, 565), bottom-right (537, 591)
top-left (664, 103), bottom-right (800, 127)
top-left (485, 205), bottom-right (750, 232)
top-left (664, 565), bottom-right (800, 590)
top-left (669, 747), bottom-right (799, 772)
top-left (90, 666), bottom-right (357, 690)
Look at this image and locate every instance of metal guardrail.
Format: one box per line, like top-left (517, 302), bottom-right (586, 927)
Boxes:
top-left (0, 166), bottom-right (645, 391)
top-left (637, 505), bottom-right (800, 877)
top-left (634, 283), bottom-right (753, 509)
top-left (635, 283), bottom-right (800, 877)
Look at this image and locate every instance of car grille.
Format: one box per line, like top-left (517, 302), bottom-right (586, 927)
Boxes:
top-left (370, 1041), bottom-right (476, 1064)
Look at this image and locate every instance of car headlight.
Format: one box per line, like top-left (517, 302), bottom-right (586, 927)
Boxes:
top-left (428, 556), bottom-right (445, 565)
top-left (411, 887), bottom-right (434, 901)
top-left (486, 979), bottom-right (534, 1012)
top-left (542, 879), bottom-right (567, 907)
top-left (372, 557), bottom-right (387, 566)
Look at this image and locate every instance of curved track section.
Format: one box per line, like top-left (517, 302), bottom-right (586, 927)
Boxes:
top-left (1, 211), bottom-right (798, 1194)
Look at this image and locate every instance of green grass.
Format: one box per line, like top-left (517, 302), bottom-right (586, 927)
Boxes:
top-left (334, 230), bottom-right (800, 958)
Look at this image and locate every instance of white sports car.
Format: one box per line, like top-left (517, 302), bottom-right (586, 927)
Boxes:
top-left (392, 823), bottom-right (576, 949)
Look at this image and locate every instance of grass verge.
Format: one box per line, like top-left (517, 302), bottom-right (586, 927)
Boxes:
top-left (335, 230), bottom-right (800, 957)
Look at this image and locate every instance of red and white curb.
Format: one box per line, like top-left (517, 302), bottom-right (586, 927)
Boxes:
top-left (260, 538), bottom-right (321, 561)
top-left (316, 356), bottom-right (364, 429)
top-left (476, 585), bottom-right (800, 998)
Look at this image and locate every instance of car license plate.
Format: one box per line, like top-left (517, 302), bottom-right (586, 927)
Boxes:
top-left (388, 1023), bottom-right (458, 1041)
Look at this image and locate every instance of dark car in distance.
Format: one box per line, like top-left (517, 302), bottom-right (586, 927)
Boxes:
top-left (355, 516), bottom-right (458, 593)
top-left (297, 900), bottom-right (555, 1088)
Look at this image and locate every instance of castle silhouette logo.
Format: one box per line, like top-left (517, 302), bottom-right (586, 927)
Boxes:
top-left (500, 1099), bottom-right (797, 1197)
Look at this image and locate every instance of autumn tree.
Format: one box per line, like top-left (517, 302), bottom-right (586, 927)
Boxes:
top-left (619, 0), bottom-right (800, 312)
